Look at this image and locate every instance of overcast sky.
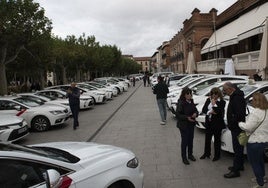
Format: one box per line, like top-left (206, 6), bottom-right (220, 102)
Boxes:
top-left (36, 0), bottom-right (236, 57)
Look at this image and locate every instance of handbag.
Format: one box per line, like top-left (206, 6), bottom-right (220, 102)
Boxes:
top-left (237, 110), bottom-right (267, 146)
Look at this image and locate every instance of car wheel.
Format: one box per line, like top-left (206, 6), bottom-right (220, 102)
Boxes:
top-left (31, 116), bottom-right (50, 132)
top-left (108, 181), bottom-right (134, 188)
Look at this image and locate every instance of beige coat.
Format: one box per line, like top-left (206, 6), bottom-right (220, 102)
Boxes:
top-left (239, 108), bottom-right (268, 143)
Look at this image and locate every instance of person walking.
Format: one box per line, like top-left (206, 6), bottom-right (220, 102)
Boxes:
top-left (153, 76), bottom-right (169, 125)
top-left (239, 93), bottom-right (268, 188)
top-left (67, 82), bottom-right (80, 130)
top-left (132, 76), bottom-right (136, 87)
top-left (143, 74), bottom-right (147, 87)
top-left (176, 87), bottom-right (198, 165)
top-left (200, 87), bottom-right (226, 162)
top-left (223, 82), bottom-right (246, 178)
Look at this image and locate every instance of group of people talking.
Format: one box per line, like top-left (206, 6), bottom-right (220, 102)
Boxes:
top-left (174, 82), bottom-right (268, 187)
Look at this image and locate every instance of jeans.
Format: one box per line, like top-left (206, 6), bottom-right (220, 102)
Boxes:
top-left (157, 98), bottom-right (167, 122)
top-left (70, 104), bottom-right (80, 128)
top-left (247, 142), bottom-right (268, 186)
top-left (179, 125), bottom-right (195, 159)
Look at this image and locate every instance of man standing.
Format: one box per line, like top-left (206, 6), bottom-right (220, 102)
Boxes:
top-left (223, 82), bottom-right (246, 178)
top-left (153, 76), bottom-right (169, 125)
top-left (67, 82), bottom-right (80, 130)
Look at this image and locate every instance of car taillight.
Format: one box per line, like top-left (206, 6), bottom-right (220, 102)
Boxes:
top-left (59, 176), bottom-right (72, 188)
top-left (16, 109), bottom-right (26, 116)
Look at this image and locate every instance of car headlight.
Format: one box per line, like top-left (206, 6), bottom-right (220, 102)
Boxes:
top-left (22, 119), bottom-right (27, 126)
top-left (49, 110), bottom-right (63, 115)
top-left (127, 157), bottom-right (139, 168)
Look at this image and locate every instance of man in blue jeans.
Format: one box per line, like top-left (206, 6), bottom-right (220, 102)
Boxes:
top-left (153, 76), bottom-right (169, 125)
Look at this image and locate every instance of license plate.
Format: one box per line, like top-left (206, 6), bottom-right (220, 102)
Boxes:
top-left (18, 126), bottom-right (27, 134)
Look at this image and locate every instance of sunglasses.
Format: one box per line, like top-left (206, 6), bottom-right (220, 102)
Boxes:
top-left (186, 92), bottom-right (192, 95)
top-left (211, 92), bottom-right (218, 95)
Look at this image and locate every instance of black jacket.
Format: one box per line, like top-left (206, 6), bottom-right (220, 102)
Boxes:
top-left (176, 99), bottom-right (198, 129)
top-left (202, 97), bottom-right (226, 130)
top-left (153, 81), bottom-right (169, 99)
top-left (66, 87), bottom-right (80, 106)
top-left (226, 88), bottom-right (246, 131)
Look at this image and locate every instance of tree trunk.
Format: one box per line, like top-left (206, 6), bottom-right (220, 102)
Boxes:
top-left (0, 62), bottom-right (7, 95)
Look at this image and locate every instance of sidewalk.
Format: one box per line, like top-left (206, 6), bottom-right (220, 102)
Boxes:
top-left (93, 84), bottom-right (266, 188)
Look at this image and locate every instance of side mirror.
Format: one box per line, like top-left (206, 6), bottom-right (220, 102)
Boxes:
top-left (14, 105), bottom-right (22, 111)
top-left (43, 169), bottom-right (62, 188)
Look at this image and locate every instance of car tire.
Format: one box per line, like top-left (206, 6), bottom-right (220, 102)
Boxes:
top-left (31, 116), bottom-right (50, 132)
top-left (108, 181), bottom-right (133, 188)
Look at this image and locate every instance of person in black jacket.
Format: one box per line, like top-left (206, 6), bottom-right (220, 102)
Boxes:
top-left (176, 87), bottom-right (198, 165)
top-left (223, 82), bottom-right (246, 178)
top-left (153, 76), bottom-right (169, 125)
top-left (200, 87), bottom-right (226, 161)
top-left (67, 82), bottom-right (80, 130)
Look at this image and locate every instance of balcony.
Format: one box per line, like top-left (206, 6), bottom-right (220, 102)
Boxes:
top-left (197, 50), bottom-right (260, 73)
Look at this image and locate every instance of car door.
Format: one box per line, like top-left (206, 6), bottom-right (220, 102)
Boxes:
top-left (0, 158), bottom-right (70, 188)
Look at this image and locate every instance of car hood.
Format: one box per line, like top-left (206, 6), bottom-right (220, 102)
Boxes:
top-left (32, 142), bottom-right (135, 167)
top-left (0, 114), bottom-right (23, 126)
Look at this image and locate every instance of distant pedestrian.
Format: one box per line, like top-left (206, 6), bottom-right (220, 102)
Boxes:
top-left (132, 76), bottom-right (136, 87)
top-left (176, 87), bottom-right (198, 165)
top-left (147, 74), bottom-right (150, 87)
top-left (239, 93), bottom-right (268, 188)
top-left (153, 76), bottom-right (169, 125)
top-left (223, 82), bottom-right (246, 178)
top-left (66, 82), bottom-right (80, 130)
top-left (47, 80), bottom-right (52, 87)
top-left (200, 87), bottom-right (226, 162)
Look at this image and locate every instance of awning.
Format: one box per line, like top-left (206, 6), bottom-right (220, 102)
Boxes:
top-left (201, 2), bottom-right (268, 54)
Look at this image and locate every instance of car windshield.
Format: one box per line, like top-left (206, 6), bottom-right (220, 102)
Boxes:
top-left (0, 143), bottom-right (80, 163)
top-left (14, 97), bottom-right (42, 107)
top-left (240, 85), bottom-right (258, 96)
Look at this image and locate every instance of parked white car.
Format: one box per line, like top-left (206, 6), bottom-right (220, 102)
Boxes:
top-left (0, 141), bottom-right (144, 188)
top-left (35, 89), bottom-right (94, 109)
top-left (0, 114), bottom-right (29, 142)
top-left (94, 79), bottom-right (124, 94)
top-left (18, 93), bottom-right (72, 115)
top-left (77, 83), bottom-right (113, 100)
top-left (46, 85), bottom-right (107, 104)
top-left (86, 81), bottom-right (119, 97)
top-left (0, 96), bottom-right (70, 132)
top-left (168, 75), bottom-right (249, 114)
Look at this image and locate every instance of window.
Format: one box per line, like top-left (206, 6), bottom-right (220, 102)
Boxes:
top-left (0, 159), bottom-right (69, 188)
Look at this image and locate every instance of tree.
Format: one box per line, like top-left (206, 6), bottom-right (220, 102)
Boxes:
top-left (0, 0), bottom-right (52, 95)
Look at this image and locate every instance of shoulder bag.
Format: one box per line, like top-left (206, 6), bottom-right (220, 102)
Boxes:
top-left (238, 110), bottom-right (267, 146)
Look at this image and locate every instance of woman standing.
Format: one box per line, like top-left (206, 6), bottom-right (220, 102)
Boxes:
top-left (239, 93), bottom-right (268, 188)
top-left (176, 87), bottom-right (198, 165)
top-left (200, 87), bottom-right (226, 161)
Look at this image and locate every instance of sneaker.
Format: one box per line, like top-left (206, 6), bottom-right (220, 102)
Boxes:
top-left (251, 177), bottom-right (268, 183)
top-left (160, 121), bottom-right (166, 125)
